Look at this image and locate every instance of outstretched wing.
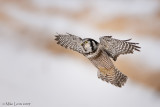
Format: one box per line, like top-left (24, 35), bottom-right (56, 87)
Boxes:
top-left (55, 33), bottom-right (84, 53)
top-left (99, 36), bottom-right (141, 61)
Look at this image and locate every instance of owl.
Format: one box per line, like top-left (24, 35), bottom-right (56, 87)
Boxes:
top-left (55, 33), bottom-right (140, 87)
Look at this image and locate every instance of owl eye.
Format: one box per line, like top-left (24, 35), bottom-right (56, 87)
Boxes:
top-left (81, 41), bottom-right (88, 46)
top-left (85, 41), bottom-right (88, 44)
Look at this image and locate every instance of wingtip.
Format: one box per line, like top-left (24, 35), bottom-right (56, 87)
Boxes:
top-left (134, 45), bottom-right (141, 52)
top-left (106, 36), bottom-right (112, 38)
top-left (135, 48), bottom-right (140, 51)
top-left (54, 35), bottom-right (58, 40)
top-left (124, 38), bottom-right (132, 41)
top-left (54, 34), bottom-right (60, 41)
top-left (131, 42), bottom-right (139, 45)
top-left (66, 32), bottom-right (72, 36)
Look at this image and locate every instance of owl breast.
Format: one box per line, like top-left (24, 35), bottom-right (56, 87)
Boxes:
top-left (87, 48), bottom-right (114, 70)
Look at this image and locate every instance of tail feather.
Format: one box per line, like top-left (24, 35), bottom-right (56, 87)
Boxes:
top-left (111, 69), bottom-right (128, 87)
top-left (97, 69), bottom-right (128, 87)
top-left (97, 71), bottom-right (109, 83)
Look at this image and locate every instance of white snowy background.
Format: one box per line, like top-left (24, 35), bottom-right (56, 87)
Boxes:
top-left (0, 0), bottom-right (160, 107)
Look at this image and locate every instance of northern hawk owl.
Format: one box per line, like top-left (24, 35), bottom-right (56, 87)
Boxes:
top-left (55, 33), bottom-right (140, 87)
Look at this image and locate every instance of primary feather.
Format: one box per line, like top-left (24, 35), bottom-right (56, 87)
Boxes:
top-left (99, 36), bottom-right (141, 61)
top-left (55, 33), bottom-right (84, 53)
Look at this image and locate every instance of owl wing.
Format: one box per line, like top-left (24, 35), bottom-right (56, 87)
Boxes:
top-left (99, 36), bottom-right (141, 61)
top-left (55, 33), bottom-right (84, 53)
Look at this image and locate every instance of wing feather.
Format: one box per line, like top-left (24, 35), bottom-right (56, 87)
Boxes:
top-left (55, 33), bottom-right (84, 53)
top-left (100, 36), bottom-right (141, 61)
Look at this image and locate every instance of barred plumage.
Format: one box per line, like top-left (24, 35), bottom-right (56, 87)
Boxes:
top-left (55, 33), bottom-right (141, 87)
top-left (89, 49), bottom-right (127, 87)
top-left (100, 36), bottom-right (140, 61)
top-left (55, 33), bottom-right (84, 53)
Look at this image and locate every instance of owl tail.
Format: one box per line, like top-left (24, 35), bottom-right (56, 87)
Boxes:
top-left (97, 68), bottom-right (128, 87)
top-left (111, 69), bottom-right (128, 87)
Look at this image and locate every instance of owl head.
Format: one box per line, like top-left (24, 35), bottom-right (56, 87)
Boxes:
top-left (81, 38), bottom-right (98, 54)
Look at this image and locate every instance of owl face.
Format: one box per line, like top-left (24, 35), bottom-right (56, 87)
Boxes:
top-left (81, 38), bottom-right (98, 54)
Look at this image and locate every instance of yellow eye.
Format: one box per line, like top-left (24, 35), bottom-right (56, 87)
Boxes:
top-left (81, 41), bottom-right (88, 46)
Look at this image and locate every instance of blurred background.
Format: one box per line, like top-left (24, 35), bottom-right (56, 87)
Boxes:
top-left (0, 0), bottom-right (160, 107)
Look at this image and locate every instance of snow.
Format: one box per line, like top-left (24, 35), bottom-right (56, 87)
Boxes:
top-left (0, 0), bottom-right (160, 107)
top-left (0, 36), bottom-right (160, 107)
